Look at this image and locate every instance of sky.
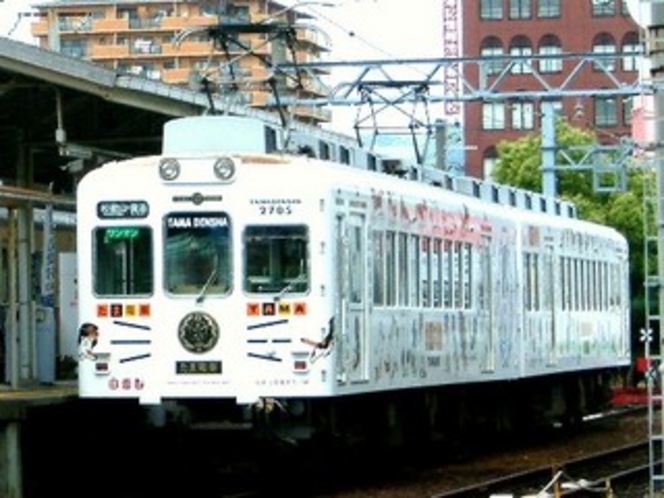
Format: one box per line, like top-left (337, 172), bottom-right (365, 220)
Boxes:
top-left (0, 0), bottom-right (443, 54)
top-left (0, 0), bottom-right (37, 43)
top-left (0, 0), bottom-right (445, 152)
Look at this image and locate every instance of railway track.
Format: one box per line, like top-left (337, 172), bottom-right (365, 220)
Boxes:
top-left (21, 404), bottom-right (650, 497)
top-left (430, 441), bottom-right (649, 497)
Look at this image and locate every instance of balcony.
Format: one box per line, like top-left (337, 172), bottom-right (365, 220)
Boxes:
top-left (296, 27), bottom-right (331, 52)
top-left (291, 105), bottom-right (332, 123)
top-left (162, 68), bottom-right (191, 85)
top-left (30, 20), bottom-right (49, 37)
top-left (90, 44), bottom-right (130, 59)
top-left (92, 18), bottom-right (130, 33)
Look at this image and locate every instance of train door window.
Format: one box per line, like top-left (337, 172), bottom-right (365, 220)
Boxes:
top-left (386, 231), bottom-right (396, 306)
top-left (542, 247), bottom-right (554, 311)
top-left (524, 252), bottom-right (539, 311)
top-left (244, 224), bottom-right (309, 294)
top-left (93, 226), bottom-right (152, 296)
top-left (372, 230), bottom-right (384, 305)
top-left (165, 212), bottom-right (231, 296)
top-left (349, 223), bottom-right (364, 304)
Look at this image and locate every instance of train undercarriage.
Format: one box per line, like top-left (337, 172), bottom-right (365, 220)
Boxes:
top-left (143, 368), bottom-right (624, 449)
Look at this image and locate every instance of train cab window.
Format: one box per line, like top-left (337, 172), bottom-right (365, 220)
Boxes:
top-left (93, 226), bottom-right (153, 296)
top-left (244, 225), bottom-right (309, 294)
top-left (164, 212), bottom-right (231, 297)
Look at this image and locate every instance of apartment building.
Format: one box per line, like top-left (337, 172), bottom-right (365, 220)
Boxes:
top-left (30, 0), bottom-right (332, 124)
top-left (460, 0), bottom-right (641, 179)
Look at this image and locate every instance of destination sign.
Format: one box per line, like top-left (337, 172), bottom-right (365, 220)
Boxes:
top-left (98, 201), bottom-right (149, 219)
top-left (166, 213), bottom-right (229, 229)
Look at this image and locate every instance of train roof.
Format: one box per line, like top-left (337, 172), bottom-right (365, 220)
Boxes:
top-left (158, 115), bottom-right (580, 221)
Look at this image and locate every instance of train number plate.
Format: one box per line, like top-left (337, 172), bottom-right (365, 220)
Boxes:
top-left (175, 361), bottom-right (222, 374)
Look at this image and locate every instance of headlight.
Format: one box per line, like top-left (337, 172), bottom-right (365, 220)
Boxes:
top-left (213, 156), bottom-right (236, 182)
top-left (159, 158), bottom-right (181, 181)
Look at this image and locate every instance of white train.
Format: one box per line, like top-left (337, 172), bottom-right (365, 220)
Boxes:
top-left (76, 115), bottom-right (631, 444)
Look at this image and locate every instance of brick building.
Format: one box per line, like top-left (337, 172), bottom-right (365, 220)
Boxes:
top-left (460, 0), bottom-right (641, 178)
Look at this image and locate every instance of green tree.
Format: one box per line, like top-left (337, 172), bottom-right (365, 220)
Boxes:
top-left (491, 118), bottom-right (655, 349)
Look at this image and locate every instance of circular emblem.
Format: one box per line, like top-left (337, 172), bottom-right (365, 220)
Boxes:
top-left (178, 312), bottom-right (219, 353)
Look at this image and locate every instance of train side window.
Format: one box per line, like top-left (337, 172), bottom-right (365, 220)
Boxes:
top-left (462, 242), bottom-right (473, 309)
top-left (421, 237), bottom-right (431, 307)
top-left (385, 231), bottom-right (396, 306)
top-left (443, 240), bottom-right (453, 309)
top-left (432, 239), bottom-right (442, 308)
top-left (164, 212), bottom-right (232, 296)
top-left (339, 146), bottom-right (350, 165)
top-left (319, 141), bottom-right (330, 160)
top-left (93, 226), bottom-right (153, 296)
top-left (398, 232), bottom-right (409, 306)
top-left (372, 230), bottom-right (384, 306)
top-left (244, 225), bottom-right (309, 294)
top-left (264, 126), bottom-right (277, 153)
top-left (367, 154), bottom-right (377, 171)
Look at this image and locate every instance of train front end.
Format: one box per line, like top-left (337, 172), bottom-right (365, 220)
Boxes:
top-left (76, 118), bottom-right (337, 432)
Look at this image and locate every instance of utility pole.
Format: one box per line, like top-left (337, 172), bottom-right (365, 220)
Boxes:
top-left (628, 0), bottom-right (664, 495)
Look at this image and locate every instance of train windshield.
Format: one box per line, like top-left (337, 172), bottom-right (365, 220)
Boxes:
top-left (165, 212), bottom-right (232, 297)
top-left (93, 226), bottom-right (153, 296)
top-left (244, 225), bottom-right (309, 294)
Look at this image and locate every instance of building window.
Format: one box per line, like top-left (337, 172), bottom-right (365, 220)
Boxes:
top-left (482, 102), bottom-right (506, 130)
top-left (593, 33), bottom-right (616, 72)
top-left (481, 0), bottom-right (503, 19)
top-left (621, 0), bottom-right (632, 16)
top-left (621, 32), bottom-right (642, 72)
top-left (623, 97), bottom-right (633, 126)
top-left (594, 96), bottom-right (618, 127)
top-left (61, 39), bottom-right (88, 58)
top-left (537, 0), bottom-right (560, 17)
top-left (592, 0), bottom-right (615, 16)
top-left (511, 100), bottom-right (535, 130)
top-left (510, 0), bottom-right (531, 19)
top-left (481, 37), bottom-right (504, 75)
top-left (538, 35), bottom-right (562, 73)
top-left (227, 5), bottom-right (250, 22)
top-left (483, 147), bottom-right (498, 179)
top-left (510, 36), bottom-right (533, 74)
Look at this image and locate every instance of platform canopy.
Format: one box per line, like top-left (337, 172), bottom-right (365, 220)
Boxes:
top-left (0, 35), bottom-right (270, 201)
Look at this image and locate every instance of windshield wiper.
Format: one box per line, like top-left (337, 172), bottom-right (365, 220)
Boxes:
top-left (196, 266), bottom-right (218, 304)
top-left (275, 272), bottom-right (307, 301)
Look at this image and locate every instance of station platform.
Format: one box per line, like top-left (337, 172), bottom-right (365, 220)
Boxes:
top-left (0, 382), bottom-right (78, 421)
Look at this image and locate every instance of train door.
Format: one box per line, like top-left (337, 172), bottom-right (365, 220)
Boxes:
top-left (335, 210), bottom-right (370, 384)
top-left (544, 244), bottom-right (557, 365)
top-left (479, 235), bottom-right (494, 372)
